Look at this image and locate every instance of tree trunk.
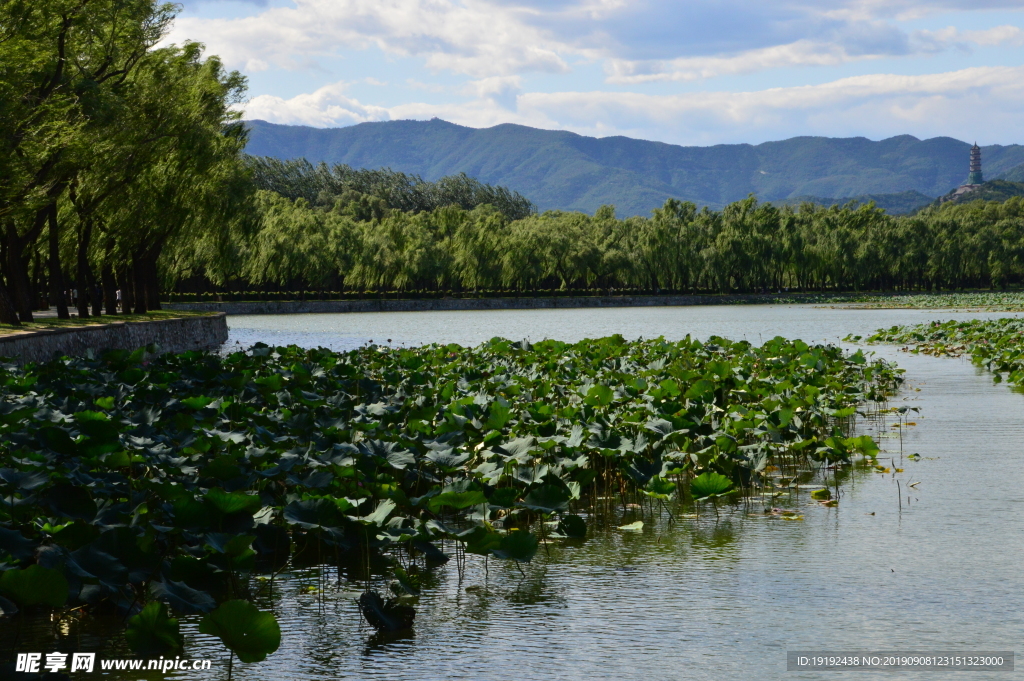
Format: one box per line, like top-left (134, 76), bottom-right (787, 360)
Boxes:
top-left (5, 221), bottom-right (37, 321)
top-left (143, 247), bottom-right (162, 311)
top-left (0, 278), bottom-right (20, 325)
top-left (76, 219), bottom-right (93, 318)
top-left (118, 265), bottom-right (135, 314)
top-left (31, 251), bottom-right (46, 310)
top-left (131, 252), bottom-right (147, 314)
top-left (102, 264), bottom-right (118, 315)
top-left (48, 204), bottom-right (70, 319)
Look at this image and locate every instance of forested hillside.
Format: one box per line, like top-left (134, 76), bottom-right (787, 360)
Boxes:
top-left (245, 119), bottom-right (1024, 215)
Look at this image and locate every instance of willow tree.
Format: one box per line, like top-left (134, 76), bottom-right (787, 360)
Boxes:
top-left (0, 0), bottom-right (176, 322)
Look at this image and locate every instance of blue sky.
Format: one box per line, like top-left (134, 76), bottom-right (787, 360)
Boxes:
top-left (167, 0), bottom-right (1024, 146)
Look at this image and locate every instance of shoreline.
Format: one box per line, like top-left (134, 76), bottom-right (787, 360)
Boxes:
top-left (164, 292), bottom-right (836, 315)
top-left (0, 313), bottom-right (228, 364)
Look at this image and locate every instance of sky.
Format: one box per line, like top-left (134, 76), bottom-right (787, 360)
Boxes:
top-left (166, 0), bottom-right (1024, 147)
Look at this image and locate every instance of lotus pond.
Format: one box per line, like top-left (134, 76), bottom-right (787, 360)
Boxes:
top-left (4, 304), bottom-right (1024, 680)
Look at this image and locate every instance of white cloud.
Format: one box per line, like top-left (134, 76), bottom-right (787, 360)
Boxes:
top-left (245, 82), bottom-right (391, 127)
top-left (606, 23), bottom-right (1024, 84)
top-left (244, 66), bottom-right (1024, 145)
top-left (167, 0), bottom-right (1024, 88)
top-left (167, 0), bottom-right (573, 78)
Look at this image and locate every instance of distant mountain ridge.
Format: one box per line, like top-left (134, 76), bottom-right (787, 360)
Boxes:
top-left (244, 119), bottom-right (1024, 216)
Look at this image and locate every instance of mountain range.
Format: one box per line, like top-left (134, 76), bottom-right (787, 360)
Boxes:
top-left (244, 119), bottom-right (1024, 216)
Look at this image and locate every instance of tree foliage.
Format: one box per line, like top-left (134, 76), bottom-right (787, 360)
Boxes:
top-left (0, 0), bottom-right (251, 324)
top-left (185, 192), bottom-right (1024, 296)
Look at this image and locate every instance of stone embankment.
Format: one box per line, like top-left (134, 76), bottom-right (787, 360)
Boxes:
top-left (165, 293), bottom-right (796, 315)
top-left (0, 313), bottom-right (228, 364)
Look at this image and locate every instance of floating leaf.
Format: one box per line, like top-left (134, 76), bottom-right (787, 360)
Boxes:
top-left (198, 600), bottom-right (281, 663)
top-left (617, 521), bottom-right (644, 531)
top-left (126, 602), bottom-right (183, 656)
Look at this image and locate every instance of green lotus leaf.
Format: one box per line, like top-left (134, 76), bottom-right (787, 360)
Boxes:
top-left (465, 528), bottom-right (503, 555)
top-left (0, 565), bottom-right (69, 608)
top-left (150, 579), bottom-right (217, 614)
top-left (489, 487), bottom-right (520, 508)
top-left (555, 514), bottom-right (587, 539)
top-left (206, 488), bottom-right (262, 516)
top-left (690, 471), bottom-right (733, 500)
top-left (584, 385), bottom-right (613, 407)
top-left (491, 530), bottom-right (538, 562)
top-left (198, 600), bottom-right (281, 663)
top-left (126, 601), bottom-right (183, 656)
top-left (428, 490), bottom-right (487, 513)
top-left (520, 483), bottom-right (570, 513)
top-left (644, 476), bottom-right (677, 501)
top-left (180, 396), bottom-right (214, 410)
top-left (358, 591), bottom-right (415, 632)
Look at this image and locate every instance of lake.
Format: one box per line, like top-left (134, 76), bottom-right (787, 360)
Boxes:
top-left (14, 304), bottom-right (1024, 679)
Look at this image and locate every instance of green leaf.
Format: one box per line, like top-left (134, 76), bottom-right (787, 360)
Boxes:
top-left (555, 514), bottom-right (587, 539)
top-left (358, 591), bottom-right (415, 632)
top-left (356, 499), bottom-right (397, 526)
top-left (644, 476), bottom-right (677, 501)
top-left (520, 483), bottom-right (570, 513)
top-left (484, 402), bottom-right (512, 430)
top-left (684, 379), bottom-right (716, 400)
top-left (125, 602), bottom-right (182, 656)
top-left (94, 396), bottom-right (116, 410)
top-left (810, 488), bottom-right (832, 500)
top-left (584, 384), bottom-right (613, 407)
top-left (198, 600), bottom-right (281, 663)
top-left (690, 471), bottom-right (733, 500)
top-left (464, 528), bottom-right (503, 555)
top-left (181, 396), bottom-right (214, 410)
top-left (489, 487), bottom-right (519, 508)
top-left (206, 489), bottom-right (262, 516)
top-left (428, 490), bottom-right (487, 513)
top-left (491, 530), bottom-right (538, 562)
top-left (150, 579), bottom-right (217, 615)
top-left (0, 565), bottom-right (69, 608)
top-left (617, 521), bottom-right (644, 531)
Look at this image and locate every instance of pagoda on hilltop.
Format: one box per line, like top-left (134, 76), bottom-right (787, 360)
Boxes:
top-left (967, 142), bottom-right (984, 185)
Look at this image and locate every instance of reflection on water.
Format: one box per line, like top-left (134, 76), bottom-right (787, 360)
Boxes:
top-left (7, 305), bottom-right (1024, 680)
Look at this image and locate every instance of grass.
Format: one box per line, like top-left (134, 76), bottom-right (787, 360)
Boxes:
top-left (0, 310), bottom-right (219, 336)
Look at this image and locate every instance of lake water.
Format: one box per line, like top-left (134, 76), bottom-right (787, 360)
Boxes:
top-left (13, 305), bottom-right (1024, 679)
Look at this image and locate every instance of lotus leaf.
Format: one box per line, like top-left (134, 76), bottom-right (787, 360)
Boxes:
top-left (690, 472), bottom-right (733, 500)
top-left (358, 591), bottom-right (415, 632)
top-left (198, 600), bottom-right (281, 663)
top-left (520, 484), bottom-right (570, 513)
top-left (125, 601), bottom-right (183, 656)
top-left (492, 530), bottom-right (538, 562)
top-left (555, 514), bottom-right (587, 539)
top-left (0, 565), bottom-right (69, 608)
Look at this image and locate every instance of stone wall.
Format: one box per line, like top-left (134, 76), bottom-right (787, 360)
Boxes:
top-left (165, 293), bottom-right (797, 315)
top-left (0, 313), bottom-right (228, 364)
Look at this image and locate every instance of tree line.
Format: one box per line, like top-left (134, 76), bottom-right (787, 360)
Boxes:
top-left (0, 0), bottom-right (251, 325)
top-left (175, 177), bottom-right (1024, 296)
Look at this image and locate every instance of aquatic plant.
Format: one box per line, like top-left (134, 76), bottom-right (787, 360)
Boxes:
top-left (861, 317), bottom-right (1024, 385)
top-left (0, 336), bottom-right (898, 663)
